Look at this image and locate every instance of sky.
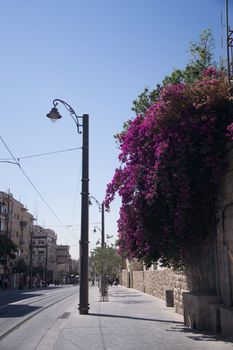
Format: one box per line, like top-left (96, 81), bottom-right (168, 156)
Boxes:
top-left (0, 0), bottom-right (231, 259)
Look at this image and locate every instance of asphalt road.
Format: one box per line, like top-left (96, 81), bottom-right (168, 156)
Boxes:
top-left (0, 285), bottom-right (78, 343)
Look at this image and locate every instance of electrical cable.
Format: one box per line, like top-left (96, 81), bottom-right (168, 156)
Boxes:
top-left (45, 222), bottom-right (100, 228)
top-left (0, 135), bottom-right (67, 228)
top-left (0, 147), bottom-right (81, 162)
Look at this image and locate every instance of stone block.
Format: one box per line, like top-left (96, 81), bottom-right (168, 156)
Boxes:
top-left (165, 289), bottom-right (174, 307)
top-left (220, 307), bottom-right (233, 337)
top-left (183, 292), bottom-right (221, 331)
top-left (209, 304), bottom-right (222, 333)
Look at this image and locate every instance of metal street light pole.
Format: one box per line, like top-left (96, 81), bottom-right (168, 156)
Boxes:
top-left (79, 114), bottom-right (89, 314)
top-left (29, 230), bottom-right (33, 289)
top-left (101, 202), bottom-right (105, 248)
top-left (89, 196), bottom-right (105, 247)
top-left (46, 99), bottom-right (89, 314)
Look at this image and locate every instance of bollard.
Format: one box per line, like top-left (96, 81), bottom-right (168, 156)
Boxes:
top-left (165, 289), bottom-right (174, 307)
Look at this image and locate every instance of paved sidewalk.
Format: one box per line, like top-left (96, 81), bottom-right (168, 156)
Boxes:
top-left (36, 285), bottom-right (233, 350)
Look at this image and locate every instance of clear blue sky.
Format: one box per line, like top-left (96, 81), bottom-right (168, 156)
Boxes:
top-left (0, 0), bottom-right (231, 259)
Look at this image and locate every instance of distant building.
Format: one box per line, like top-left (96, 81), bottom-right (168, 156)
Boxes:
top-left (0, 191), bottom-right (34, 287)
top-left (56, 245), bottom-right (71, 283)
top-left (69, 258), bottom-right (79, 284)
top-left (32, 225), bottom-right (57, 283)
top-left (0, 191), bottom-right (73, 288)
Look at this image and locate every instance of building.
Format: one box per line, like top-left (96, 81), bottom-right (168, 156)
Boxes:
top-left (0, 191), bottom-right (74, 288)
top-left (56, 245), bottom-right (71, 284)
top-left (69, 259), bottom-right (79, 284)
top-left (32, 225), bottom-right (57, 284)
top-left (0, 191), bottom-right (34, 287)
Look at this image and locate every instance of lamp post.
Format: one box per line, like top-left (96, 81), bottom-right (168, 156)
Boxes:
top-left (93, 225), bottom-right (101, 246)
top-left (89, 196), bottom-right (108, 299)
top-left (89, 196), bottom-right (105, 248)
top-left (29, 230), bottom-right (33, 289)
top-left (46, 99), bottom-right (89, 314)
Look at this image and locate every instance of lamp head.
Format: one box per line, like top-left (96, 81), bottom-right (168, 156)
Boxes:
top-left (46, 107), bottom-right (62, 122)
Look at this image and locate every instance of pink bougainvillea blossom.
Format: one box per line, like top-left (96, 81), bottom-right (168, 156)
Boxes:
top-left (105, 69), bottom-right (232, 267)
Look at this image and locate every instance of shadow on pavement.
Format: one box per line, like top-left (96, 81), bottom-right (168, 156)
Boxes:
top-left (0, 304), bottom-right (41, 317)
top-left (88, 312), bottom-right (183, 324)
top-left (0, 286), bottom-right (60, 308)
top-left (167, 324), bottom-right (233, 344)
top-left (110, 292), bottom-right (143, 298)
top-left (0, 290), bottom-right (43, 307)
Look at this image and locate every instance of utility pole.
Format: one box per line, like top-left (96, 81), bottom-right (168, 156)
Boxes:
top-left (47, 101), bottom-right (89, 314)
top-left (79, 114), bottom-right (89, 314)
top-left (29, 230), bottom-right (33, 288)
top-left (45, 243), bottom-right (48, 285)
top-left (101, 202), bottom-right (105, 248)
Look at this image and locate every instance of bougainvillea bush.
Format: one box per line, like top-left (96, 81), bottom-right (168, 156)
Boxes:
top-left (105, 68), bottom-right (233, 268)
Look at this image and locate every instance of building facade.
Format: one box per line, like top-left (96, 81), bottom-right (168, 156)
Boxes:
top-left (0, 191), bottom-right (73, 288)
top-left (32, 225), bottom-right (57, 284)
top-left (56, 245), bottom-right (71, 284)
top-left (0, 191), bottom-right (34, 287)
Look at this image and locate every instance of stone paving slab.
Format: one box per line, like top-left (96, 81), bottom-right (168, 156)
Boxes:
top-left (36, 285), bottom-right (233, 350)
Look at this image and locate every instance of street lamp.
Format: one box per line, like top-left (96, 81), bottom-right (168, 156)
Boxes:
top-left (89, 196), bottom-right (105, 248)
top-left (93, 225), bottom-right (101, 246)
top-left (93, 225), bottom-right (101, 233)
top-left (47, 99), bottom-right (89, 314)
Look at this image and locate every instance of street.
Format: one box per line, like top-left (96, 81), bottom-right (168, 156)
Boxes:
top-left (0, 285), bottom-right (232, 350)
top-left (0, 285), bottom-right (78, 342)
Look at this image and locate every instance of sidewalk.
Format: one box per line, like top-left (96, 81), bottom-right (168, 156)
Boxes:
top-left (37, 285), bottom-right (233, 350)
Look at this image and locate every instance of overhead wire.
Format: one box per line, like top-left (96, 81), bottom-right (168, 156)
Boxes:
top-left (0, 136), bottom-right (90, 253)
top-left (0, 147), bottom-right (81, 162)
top-left (45, 222), bottom-right (100, 228)
top-left (0, 135), bottom-right (68, 228)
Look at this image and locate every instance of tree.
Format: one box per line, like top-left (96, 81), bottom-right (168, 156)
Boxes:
top-left (12, 258), bottom-right (29, 274)
top-left (33, 265), bottom-right (45, 278)
top-left (106, 30), bottom-right (233, 269)
top-left (114, 30), bottom-right (216, 147)
top-left (0, 235), bottom-right (17, 264)
top-left (132, 28), bottom-right (216, 116)
top-left (90, 246), bottom-right (121, 278)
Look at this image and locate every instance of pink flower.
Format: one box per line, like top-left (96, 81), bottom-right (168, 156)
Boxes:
top-left (105, 69), bottom-right (231, 266)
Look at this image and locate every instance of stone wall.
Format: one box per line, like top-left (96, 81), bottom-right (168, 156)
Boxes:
top-left (120, 269), bottom-right (128, 287)
top-left (215, 145), bottom-right (233, 307)
top-left (119, 147), bottom-right (233, 334)
top-left (122, 268), bottom-right (189, 314)
top-left (182, 145), bottom-right (233, 336)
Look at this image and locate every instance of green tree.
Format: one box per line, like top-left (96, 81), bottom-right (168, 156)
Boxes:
top-left (90, 246), bottom-right (121, 278)
top-left (12, 258), bottom-right (29, 274)
top-left (0, 235), bottom-right (17, 264)
top-left (132, 28), bottom-right (215, 116)
top-left (33, 265), bottom-right (45, 278)
top-left (115, 29), bottom-right (216, 143)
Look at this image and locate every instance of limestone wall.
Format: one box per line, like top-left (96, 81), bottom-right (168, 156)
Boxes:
top-left (122, 268), bottom-right (189, 314)
top-left (121, 269), bottom-right (128, 287)
top-left (215, 145), bottom-right (233, 307)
